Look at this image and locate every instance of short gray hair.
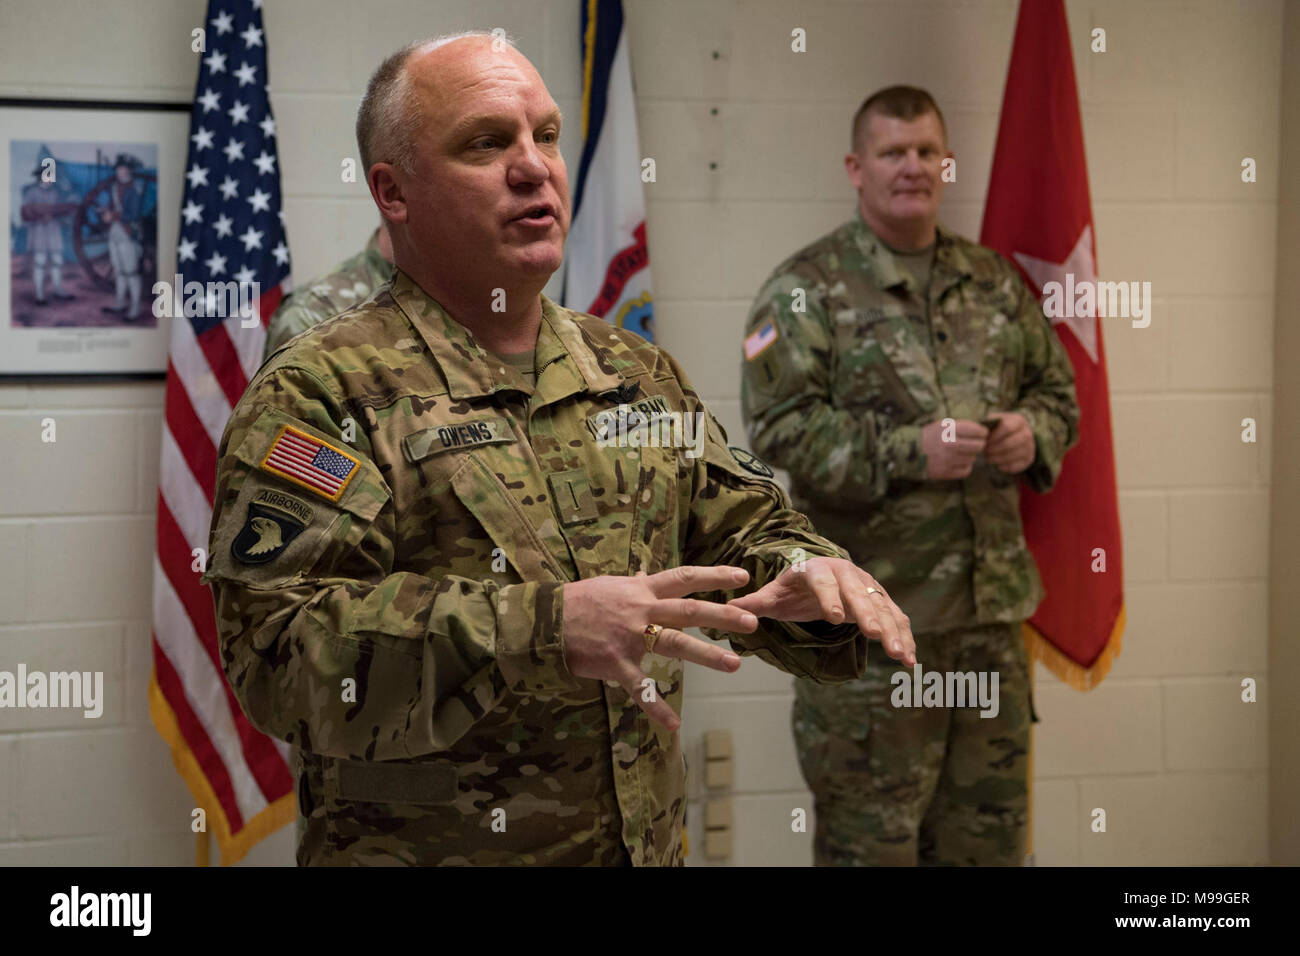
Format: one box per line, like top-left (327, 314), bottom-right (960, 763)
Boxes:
top-left (355, 30), bottom-right (519, 177)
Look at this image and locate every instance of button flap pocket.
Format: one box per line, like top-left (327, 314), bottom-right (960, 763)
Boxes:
top-left (448, 455), bottom-right (571, 583)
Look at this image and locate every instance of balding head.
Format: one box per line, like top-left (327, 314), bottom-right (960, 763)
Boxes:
top-left (356, 31), bottom-right (521, 176)
top-left (360, 30), bottom-right (569, 319)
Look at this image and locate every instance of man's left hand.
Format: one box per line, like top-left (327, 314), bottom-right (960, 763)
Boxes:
top-left (984, 411), bottom-right (1036, 474)
top-left (726, 557), bottom-right (916, 666)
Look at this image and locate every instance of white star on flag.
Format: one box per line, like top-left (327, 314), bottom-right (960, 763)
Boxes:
top-left (241, 23), bottom-right (264, 48)
top-left (252, 151), bottom-right (276, 175)
top-left (234, 62), bottom-right (257, 87)
top-left (247, 188), bottom-right (271, 213)
top-left (177, 237), bottom-right (197, 262)
top-left (272, 241), bottom-right (289, 266)
top-left (181, 200), bottom-right (204, 225)
top-left (228, 100), bottom-right (250, 125)
top-left (259, 115), bottom-right (276, 138)
top-left (204, 251), bottom-right (228, 276)
top-left (191, 127), bottom-right (214, 151)
top-left (185, 164), bottom-right (209, 189)
top-left (234, 265), bottom-right (257, 284)
top-left (198, 88), bottom-right (221, 113)
top-left (222, 137), bottom-right (245, 163)
top-left (239, 225), bottom-right (264, 252)
top-left (203, 50), bottom-right (227, 74)
top-left (211, 10), bottom-right (233, 34)
top-left (1013, 224), bottom-right (1099, 363)
top-left (213, 213), bottom-right (234, 238)
top-left (218, 175), bottom-right (239, 200)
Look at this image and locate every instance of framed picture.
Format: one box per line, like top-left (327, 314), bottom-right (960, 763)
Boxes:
top-left (1, 98), bottom-right (191, 379)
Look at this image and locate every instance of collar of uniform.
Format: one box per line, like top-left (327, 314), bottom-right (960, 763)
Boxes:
top-left (847, 211), bottom-right (910, 292)
top-left (930, 222), bottom-right (974, 298)
top-left (848, 211), bottom-right (972, 296)
top-left (533, 294), bottom-right (627, 404)
top-left (389, 268), bottom-right (626, 402)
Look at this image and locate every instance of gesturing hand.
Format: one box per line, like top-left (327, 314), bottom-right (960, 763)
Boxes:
top-left (562, 565), bottom-right (758, 730)
top-left (725, 557), bottom-right (916, 666)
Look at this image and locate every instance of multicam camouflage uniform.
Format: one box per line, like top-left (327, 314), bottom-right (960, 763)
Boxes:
top-left (204, 268), bottom-right (870, 866)
top-left (741, 212), bottom-right (1079, 865)
top-left (263, 228), bottom-right (393, 356)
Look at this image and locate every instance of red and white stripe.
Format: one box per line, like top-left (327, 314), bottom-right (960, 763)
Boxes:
top-left (152, 287), bottom-right (293, 848)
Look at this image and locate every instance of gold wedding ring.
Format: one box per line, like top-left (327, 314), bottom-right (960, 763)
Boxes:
top-left (644, 623), bottom-right (663, 654)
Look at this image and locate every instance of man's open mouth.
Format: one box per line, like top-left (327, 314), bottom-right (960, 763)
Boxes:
top-left (512, 204), bottom-right (556, 223)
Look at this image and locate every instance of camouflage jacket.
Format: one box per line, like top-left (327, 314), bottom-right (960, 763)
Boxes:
top-left (741, 214), bottom-right (1079, 636)
top-left (263, 228), bottom-right (394, 356)
top-left (204, 268), bottom-right (867, 866)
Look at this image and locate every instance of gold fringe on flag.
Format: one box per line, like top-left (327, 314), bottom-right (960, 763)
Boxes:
top-left (149, 671), bottom-right (296, 866)
top-left (1022, 605), bottom-right (1126, 692)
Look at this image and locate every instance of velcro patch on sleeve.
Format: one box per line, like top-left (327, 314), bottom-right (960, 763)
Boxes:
top-left (743, 319), bottom-right (778, 360)
top-left (260, 424), bottom-right (361, 502)
top-left (729, 445), bottom-right (775, 477)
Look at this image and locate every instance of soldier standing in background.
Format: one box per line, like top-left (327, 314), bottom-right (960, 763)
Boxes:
top-left (20, 162), bottom-right (78, 306)
top-left (205, 32), bottom-right (917, 866)
top-left (263, 222), bottom-right (394, 357)
top-left (100, 153), bottom-right (146, 321)
top-left (742, 86), bottom-right (1079, 866)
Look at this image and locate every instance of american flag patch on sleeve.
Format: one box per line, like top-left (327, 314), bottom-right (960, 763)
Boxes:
top-left (260, 425), bottom-right (361, 502)
top-left (743, 320), bottom-right (778, 360)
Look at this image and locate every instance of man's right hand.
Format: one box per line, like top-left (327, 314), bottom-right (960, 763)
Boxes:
top-left (561, 566), bottom-right (757, 730)
top-left (920, 418), bottom-right (990, 480)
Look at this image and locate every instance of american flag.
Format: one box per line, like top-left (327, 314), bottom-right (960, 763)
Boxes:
top-left (263, 427), bottom-right (360, 501)
top-left (743, 320), bottom-right (777, 360)
top-left (149, 0), bottom-right (295, 865)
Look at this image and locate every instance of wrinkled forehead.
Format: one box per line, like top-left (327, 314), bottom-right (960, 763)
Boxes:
top-left (407, 38), bottom-right (555, 125)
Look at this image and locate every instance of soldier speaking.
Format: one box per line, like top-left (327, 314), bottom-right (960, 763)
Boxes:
top-left (742, 86), bottom-right (1080, 866)
top-left (203, 32), bottom-right (917, 866)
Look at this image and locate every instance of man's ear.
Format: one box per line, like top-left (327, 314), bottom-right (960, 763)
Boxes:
top-left (368, 163), bottom-right (408, 224)
top-left (844, 152), bottom-right (862, 189)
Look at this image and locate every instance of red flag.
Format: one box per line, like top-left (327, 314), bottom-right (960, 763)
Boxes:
top-left (149, 0), bottom-right (296, 864)
top-left (980, 0), bottom-right (1124, 689)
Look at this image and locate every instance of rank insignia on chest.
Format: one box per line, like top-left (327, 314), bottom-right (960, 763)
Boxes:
top-left (232, 493), bottom-right (310, 565)
top-left (260, 425), bottom-right (361, 502)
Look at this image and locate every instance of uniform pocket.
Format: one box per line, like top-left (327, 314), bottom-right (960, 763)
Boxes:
top-left (834, 309), bottom-right (927, 423)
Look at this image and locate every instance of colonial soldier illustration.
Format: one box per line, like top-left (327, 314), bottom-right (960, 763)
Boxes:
top-left (19, 159), bottom-right (78, 306)
top-left (742, 86), bottom-right (1079, 866)
top-left (204, 33), bottom-right (917, 866)
top-left (99, 152), bottom-right (146, 320)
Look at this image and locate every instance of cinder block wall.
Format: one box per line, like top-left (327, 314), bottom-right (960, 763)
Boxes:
top-left (0, 0), bottom-right (1280, 866)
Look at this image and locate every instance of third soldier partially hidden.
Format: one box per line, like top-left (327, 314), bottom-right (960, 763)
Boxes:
top-left (742, 86), bottom-right (1080, 866)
